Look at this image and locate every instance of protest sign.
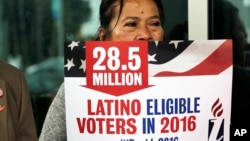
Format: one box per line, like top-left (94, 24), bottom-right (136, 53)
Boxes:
top-left (64, 40), bottom-right (232, 141)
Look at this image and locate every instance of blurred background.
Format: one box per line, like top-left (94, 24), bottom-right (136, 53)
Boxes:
top-left (0, 0), bottom-right (249, 137)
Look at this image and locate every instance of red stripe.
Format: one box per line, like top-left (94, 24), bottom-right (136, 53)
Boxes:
top-left (154, 40), bottom-right (232, 76)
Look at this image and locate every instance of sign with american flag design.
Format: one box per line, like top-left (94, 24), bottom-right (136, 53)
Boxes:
top-left (64, 40), bottom-right (232, 141)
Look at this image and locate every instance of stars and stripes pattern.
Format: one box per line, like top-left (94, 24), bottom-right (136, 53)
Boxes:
top-left (64, 41), bottom-right (86, 77)
top-left (64, 40), bottom-right (232, 77)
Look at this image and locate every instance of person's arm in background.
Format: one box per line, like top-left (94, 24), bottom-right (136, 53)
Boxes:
top-left (39, 83), bottom-right (67, 141)
top-left (18, 69), bottom-right (38, 141)
top-left (0, 60), bottom-right (38, 141)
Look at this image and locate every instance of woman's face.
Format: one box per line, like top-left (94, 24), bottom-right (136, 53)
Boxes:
top-left (104, 0), bottom-right (164, 41)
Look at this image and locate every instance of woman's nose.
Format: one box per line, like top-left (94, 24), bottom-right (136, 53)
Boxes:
top-left (137, 26), bottom-right (153, 40)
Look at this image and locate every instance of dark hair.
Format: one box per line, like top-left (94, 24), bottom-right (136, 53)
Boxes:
top-left (96, 0), bottom-right (165, 40)
top-left (213, 0), bottom-right (247, 65)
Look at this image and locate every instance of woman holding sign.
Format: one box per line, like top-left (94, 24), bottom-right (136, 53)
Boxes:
top-left (39, 0), bottom-right (165, 140)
